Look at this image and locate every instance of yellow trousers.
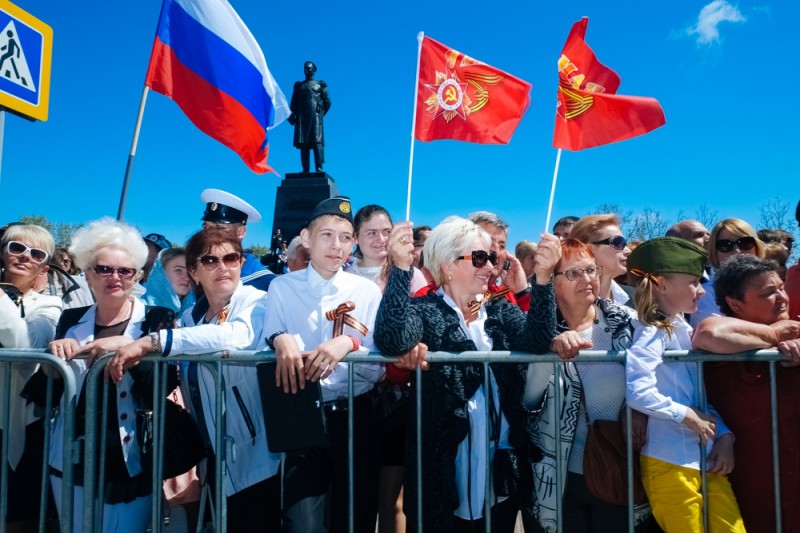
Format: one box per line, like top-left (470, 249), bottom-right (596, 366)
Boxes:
top-left (641, 455), bottom-right (746, 533)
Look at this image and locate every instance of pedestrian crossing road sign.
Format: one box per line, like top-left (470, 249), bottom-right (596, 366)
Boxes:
top-left (0, 2), bottom-right (51, 121)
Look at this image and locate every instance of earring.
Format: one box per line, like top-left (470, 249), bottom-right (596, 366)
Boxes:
top-left (447, 274), bottom-right (453, 282)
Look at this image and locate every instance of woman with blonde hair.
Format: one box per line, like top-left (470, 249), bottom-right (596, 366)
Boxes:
top-left (690, 218), bottom-right (764, 327)
top-left (569, 215), bottom-right (633, 304)
top-left (374, 217), bottom-right (556, 532)
top-left (0, 223), bottom-right (62, 531)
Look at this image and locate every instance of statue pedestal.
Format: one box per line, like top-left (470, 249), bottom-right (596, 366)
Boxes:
top-left (271, 172), bottom-right (340, 241)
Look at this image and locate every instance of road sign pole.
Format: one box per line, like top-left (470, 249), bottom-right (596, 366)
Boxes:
top-left (0, 109), bottom-right (6, 189)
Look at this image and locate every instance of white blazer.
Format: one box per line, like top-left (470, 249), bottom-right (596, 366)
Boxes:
top-left (0, 289), bottom-right (62, 468)
top-left (174, 283), bottom-right (280, 497)
top-left (50, 299), bottom-right (148, 478)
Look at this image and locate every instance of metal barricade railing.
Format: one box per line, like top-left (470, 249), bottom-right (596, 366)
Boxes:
top-left (17, 347), bottom-right (785, 533)
top-left (0, 349), bottom-right (78, 533)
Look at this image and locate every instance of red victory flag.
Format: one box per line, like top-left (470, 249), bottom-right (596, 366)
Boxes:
top-left (553, 18), bottom-right (665, 151)
top-left (414, 35), bottom-right (531, 144)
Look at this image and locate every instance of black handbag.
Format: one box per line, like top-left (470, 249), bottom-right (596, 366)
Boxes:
top-left (493, 448), bottom-right (531, 498)
top-left (137, 398), bottom-right (208, 479)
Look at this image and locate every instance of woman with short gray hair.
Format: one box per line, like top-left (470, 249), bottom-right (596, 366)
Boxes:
top-left (44, 217), bottom-right (177, 532)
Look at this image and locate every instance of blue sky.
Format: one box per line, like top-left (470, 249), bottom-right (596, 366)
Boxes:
top-left (0, 0), bottom-right (797, 249)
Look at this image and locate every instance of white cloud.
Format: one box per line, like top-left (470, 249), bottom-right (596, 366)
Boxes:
top-left (687, 0), bottom-right (746, 44)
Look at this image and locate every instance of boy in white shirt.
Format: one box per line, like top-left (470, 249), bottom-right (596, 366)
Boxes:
top-left (261, 196), bottom-right (384, 533)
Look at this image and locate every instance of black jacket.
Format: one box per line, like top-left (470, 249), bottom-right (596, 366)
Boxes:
top-left (374, 266), bottom-right (546, 530)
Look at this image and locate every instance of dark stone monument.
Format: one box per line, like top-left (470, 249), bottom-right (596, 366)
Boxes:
top-left (273, 61), bottom-right (337, 242)
top-left (272, 172), bottom-right (339, 242)
top-left (288, 61), bottom-right (330, 173)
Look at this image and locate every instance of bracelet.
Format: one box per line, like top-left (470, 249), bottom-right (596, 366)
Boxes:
top-left (266, 331), bottom-right (287, 351)
top-left (514, 286), bottom-right (532, 300)
top-left (345, 334), bottom-right (360, 352)
top-left (149, 332), bottom-right (160, 353)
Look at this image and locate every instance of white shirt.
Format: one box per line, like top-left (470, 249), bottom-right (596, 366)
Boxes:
top-left (259, 264), bottom-right (384, 401)
top-left (437, 290), bottom-right (511, 521)
top-left (626, 315), bottom-right (730, 469)
top-left (610, 280), bottom-right (631, 305)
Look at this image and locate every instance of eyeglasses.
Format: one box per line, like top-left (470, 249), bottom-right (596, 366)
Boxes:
top-left (92, 264), bottom-right (138, 280)
top-left (456, 250), bottom-right (498, 268)
top-left (61, 258), bottom-right (72, 266)
top-left (591, 235), bottom-right (627, 250)
top-left (197, 252), bottom-right (242, 271)
top-left (716, 236), bottom-right (756, 253)
top-left (555, 266), bottom-right (602, 281)
top-left (6, 241), bottom-right (49, 263)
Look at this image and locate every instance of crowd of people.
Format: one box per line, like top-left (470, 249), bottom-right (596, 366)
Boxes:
top-left (0, 189), bottom-right (798, 533)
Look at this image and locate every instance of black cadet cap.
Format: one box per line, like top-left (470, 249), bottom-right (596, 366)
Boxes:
top-left (307, 196), bottom-right (353, 225)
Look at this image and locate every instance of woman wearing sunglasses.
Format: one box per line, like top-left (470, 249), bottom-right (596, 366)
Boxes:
top-left (569, 215), bottom-right (634, 305)
top-left (527, 238), bottom-right (652, 532)
top-left (0, 224), bottom-right (62, 531)
top-left (374, 216), bottom-right (559, 533)
top-left (689, 218), bottom-right (765, 328)
top-left (110, 227), bottom-right (280, 531)
top-left (42, 218), bottom-right (177, 532)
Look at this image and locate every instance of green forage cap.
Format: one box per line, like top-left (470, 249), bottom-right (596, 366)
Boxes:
top-left (627, 236), bottom-right (707, 278)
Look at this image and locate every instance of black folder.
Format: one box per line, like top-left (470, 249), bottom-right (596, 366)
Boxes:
top-left (257, 362), bottom-right (328, 453)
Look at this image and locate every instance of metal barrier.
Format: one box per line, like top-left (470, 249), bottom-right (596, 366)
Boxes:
top-left (0, 350), bottom-right (77, 533)
top-left (0, 348), bottom-right (786, 533)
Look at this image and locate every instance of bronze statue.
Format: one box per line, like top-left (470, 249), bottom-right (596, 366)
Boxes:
top-left (288, 61), bottom-right (331, 173)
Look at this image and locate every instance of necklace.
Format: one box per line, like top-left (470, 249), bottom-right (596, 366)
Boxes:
top-left (97, 299), bottom-right (133, 327)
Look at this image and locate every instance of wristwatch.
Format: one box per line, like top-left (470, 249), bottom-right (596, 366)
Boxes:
top-left (149, 332), bottom-right (161, 353)
top-left (266, 331), bottom-right (287, 351)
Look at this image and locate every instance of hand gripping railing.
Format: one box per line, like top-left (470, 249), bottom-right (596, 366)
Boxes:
top-left (77, 348), bottom-right (784, 533)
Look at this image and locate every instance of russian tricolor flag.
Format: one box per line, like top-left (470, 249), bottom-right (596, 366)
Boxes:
top-left (145, 0), bottom-right (289, 174)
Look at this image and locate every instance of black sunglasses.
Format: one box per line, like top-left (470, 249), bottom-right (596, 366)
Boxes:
top-left (591, 235), bottom-right (627, 250)
top-left (93, 264), bottom-right (138, 280)
top-left (197, 252), bottom-right (242, 271)
top-left (6, 241), bottom-right (49, 263)
top-left (715, 236), bottom-right (756, 253)
top-left (456, 250), bottom-right (498, 268)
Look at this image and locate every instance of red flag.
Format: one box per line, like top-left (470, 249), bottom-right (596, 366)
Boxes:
top-left (414, 35), bottom-right (531, 144)
top-left (553, 18), bottom-right (665, 151)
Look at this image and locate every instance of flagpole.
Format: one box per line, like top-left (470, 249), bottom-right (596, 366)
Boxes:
top-left (117, 85), bottom-right (150, 221)
top-left (544, 148), bottom-right (562, 232)
top-left (405, 32), bottom-right (424, 222)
